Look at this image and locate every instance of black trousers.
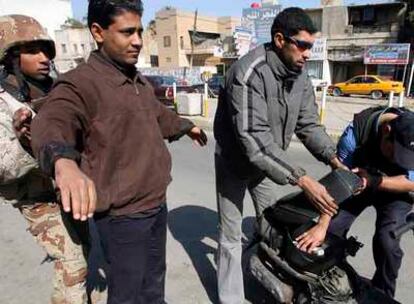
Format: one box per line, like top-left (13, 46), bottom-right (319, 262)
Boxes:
top-left (95, 205), bottom-right (167, 304)
top-left (328, 191), bottom-right (412, 298)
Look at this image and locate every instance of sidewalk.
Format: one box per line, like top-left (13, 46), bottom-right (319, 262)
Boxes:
top-left (182, 94), bottom-right (414, 142)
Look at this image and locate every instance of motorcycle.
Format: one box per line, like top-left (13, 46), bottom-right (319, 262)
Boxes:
top-left (249, 168), bottom-right (413, 304)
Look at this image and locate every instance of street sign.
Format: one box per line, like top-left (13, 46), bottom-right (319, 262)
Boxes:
top-left (364, 44), bottom-right (411, 65)
top-left (233, 27), bottom-right (253, 58)
top-left (241, 5), bottom-right (282, 47)
top-left (309, 38), bottom-right (327, 61)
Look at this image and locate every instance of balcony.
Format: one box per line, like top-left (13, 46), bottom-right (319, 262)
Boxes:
top-left (352, 23), bottom-right (399, 34)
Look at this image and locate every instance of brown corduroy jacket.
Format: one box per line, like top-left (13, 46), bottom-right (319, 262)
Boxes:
top-left (31, 51), bottom-right (194, 216)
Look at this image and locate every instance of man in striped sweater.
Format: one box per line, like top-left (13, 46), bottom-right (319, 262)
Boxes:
top-left (213, 7), bottom-right (345, 303)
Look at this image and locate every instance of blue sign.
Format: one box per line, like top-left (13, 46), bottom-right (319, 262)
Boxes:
top-left (242, 5), bottom-right (282, 47)
top-left (364, 44), bottom-right (411, 65)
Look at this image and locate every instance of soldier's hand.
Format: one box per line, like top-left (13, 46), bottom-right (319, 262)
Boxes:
top-left (297, 175), bottom-right (338, 217)
top-left (55, 158), bottom-right (97, 221)
top-left (12, 107), bottom-right (32, 147)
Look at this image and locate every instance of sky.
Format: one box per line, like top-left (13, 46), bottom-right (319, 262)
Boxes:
top-left (71, 0), bottom-right (380, 25)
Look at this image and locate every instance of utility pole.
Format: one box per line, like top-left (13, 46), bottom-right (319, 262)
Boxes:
top-left (190, 9), bottom-right (198, 68)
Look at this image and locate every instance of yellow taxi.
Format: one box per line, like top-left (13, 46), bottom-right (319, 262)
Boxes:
top-left (329, 75), bottom-right (404, 100)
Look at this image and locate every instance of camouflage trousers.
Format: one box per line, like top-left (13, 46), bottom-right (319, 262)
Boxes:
top-left (19, 203), bottom-right (89, 304)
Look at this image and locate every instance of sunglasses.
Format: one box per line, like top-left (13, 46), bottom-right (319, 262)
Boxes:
top-left (284, 36), bottom-right (314, 51)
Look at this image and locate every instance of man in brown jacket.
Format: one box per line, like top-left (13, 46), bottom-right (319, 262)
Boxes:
top-left (31, 1), bottom-right (207, 303)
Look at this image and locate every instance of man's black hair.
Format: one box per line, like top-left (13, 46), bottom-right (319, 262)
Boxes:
top-left (271, 7), bottom-right (318, 39)
top-left (87, 0), bottom-right (144, 29)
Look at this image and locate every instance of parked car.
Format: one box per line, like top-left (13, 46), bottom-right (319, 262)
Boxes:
top-left (192, 74), bottom-right (224, 97)
top-left (309, 75), bottom-right (327, 91)
top-left (144, 75), bottom-right (196, 109)
top-left (328, 75), bottom-right (404, 100)
top-left (207, 75), bottom-right (224, 96)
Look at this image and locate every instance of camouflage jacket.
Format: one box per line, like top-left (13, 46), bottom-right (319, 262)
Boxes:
top-left (0, 87), bottom-right (54, 205)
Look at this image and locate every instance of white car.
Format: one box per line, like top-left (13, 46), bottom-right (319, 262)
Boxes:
top-left (309, 75), bottom-right (328, 90)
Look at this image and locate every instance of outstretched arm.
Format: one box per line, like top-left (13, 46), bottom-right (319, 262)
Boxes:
top-left (31, 80), bottom-right (96, 221)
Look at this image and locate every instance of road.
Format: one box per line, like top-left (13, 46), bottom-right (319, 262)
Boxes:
top-left (318, 94), bottom-right (414, 135)
top-left (0, 134), bottom-right (413, 304)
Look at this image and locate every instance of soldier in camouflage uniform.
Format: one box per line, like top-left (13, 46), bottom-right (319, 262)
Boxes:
top-left (0, 15), bottom-right (89, 304)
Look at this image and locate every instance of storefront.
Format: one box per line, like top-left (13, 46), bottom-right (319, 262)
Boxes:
top-left (328, 45), bottom-right (365, 84)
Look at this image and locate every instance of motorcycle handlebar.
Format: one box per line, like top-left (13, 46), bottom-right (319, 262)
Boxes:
top-left (391, 213), bottom-right (414, 239)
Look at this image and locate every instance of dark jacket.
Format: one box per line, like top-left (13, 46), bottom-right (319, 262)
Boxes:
top-left (31, 51), bottom-right (194, 216)
top-left (214, 43), bottom-right (336, 184)
top-left (352, 106), bottom-right (408, 177)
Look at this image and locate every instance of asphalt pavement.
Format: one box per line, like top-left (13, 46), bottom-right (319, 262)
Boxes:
top-left (1, 132), bottom-right (413, 303)
top-left (185, 94), bottom-right (414, 140)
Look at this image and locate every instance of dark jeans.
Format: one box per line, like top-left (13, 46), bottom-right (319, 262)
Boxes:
top-left (328, 191), bottom-right (412, 298)
top-left (95, 205), bottom-right (167, 304)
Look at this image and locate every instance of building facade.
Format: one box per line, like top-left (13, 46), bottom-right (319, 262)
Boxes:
top-left (310, 1), bottom-right (408, 84)
top-left (54, 26), bottom-right (97, 72)
top-left (152, 7), bottom-right (240, 69)
top-left (327, 2), bottom-right (407, 83)
top-left (0, 0), bottom-right (73, 41)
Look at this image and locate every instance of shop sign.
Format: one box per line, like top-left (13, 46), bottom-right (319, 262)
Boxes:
top-left (233, 27), bottom-right (253, 58)
top-left (241, 5), bottom-right (282, 47)
top-left (364, 44), bottom-right (410, 65)
top-left (309, 38), bottom-right (327, 61)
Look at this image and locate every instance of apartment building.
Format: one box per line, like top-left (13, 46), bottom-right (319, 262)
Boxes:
top-left (152, 7), bottom-right (240, 69)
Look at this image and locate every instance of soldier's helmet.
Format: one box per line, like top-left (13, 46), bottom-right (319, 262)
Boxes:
top-left (0, 14), bottom-right (56, 63)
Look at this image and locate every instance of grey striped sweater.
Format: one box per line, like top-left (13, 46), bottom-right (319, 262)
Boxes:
top-left (214, 43), bottom-right (336, 184)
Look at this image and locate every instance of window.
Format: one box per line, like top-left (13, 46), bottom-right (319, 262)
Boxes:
top-left (73, 44), bottom-right (78, 54)
top-left (350, 10), bottom-right (361, 23)
top-left (349, 77), bottom-right (362, 84)
top-left (150, 55), bottom-right (159, 67)
top-left (180, 36), bottom-right (184, 49)
top-left (363, 7), bottom-right (375, 23)
top-left (166, 57), bottom-right (172, 63)
top-left (81, 43), bottom-right (85, 53)
top-left (61, 44), bottom-right (67, 54)
top-left (364, 77), bottom-right (379, 84)
top-left (163, 36), bottom-right (171, 48)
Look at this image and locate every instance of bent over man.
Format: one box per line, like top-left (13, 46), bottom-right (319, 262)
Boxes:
top-left (0, 15), bottom-right (89, 304)
top-left (31, 1), bottom-right (207, 303)
top-left (328, 106), bottom-right (414, 298)
top-left (214, 7), bottom-right (345, 304)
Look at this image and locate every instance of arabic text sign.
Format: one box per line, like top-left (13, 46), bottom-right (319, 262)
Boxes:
top-left (309, 38), bottom-right (327, 61)
top-left (234, 27), bottom-right (252, 58)
top-left (364, 44), bottom-right (411, 65)
top-left (242, 5), bottom-right (282, 46)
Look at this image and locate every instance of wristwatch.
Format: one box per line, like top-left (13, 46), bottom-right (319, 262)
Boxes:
top-left (287, 167), bottom-right (307, 185)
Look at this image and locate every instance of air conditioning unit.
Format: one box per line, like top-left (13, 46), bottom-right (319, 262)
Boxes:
top-left (344, 25), bottom-right (353, 35)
